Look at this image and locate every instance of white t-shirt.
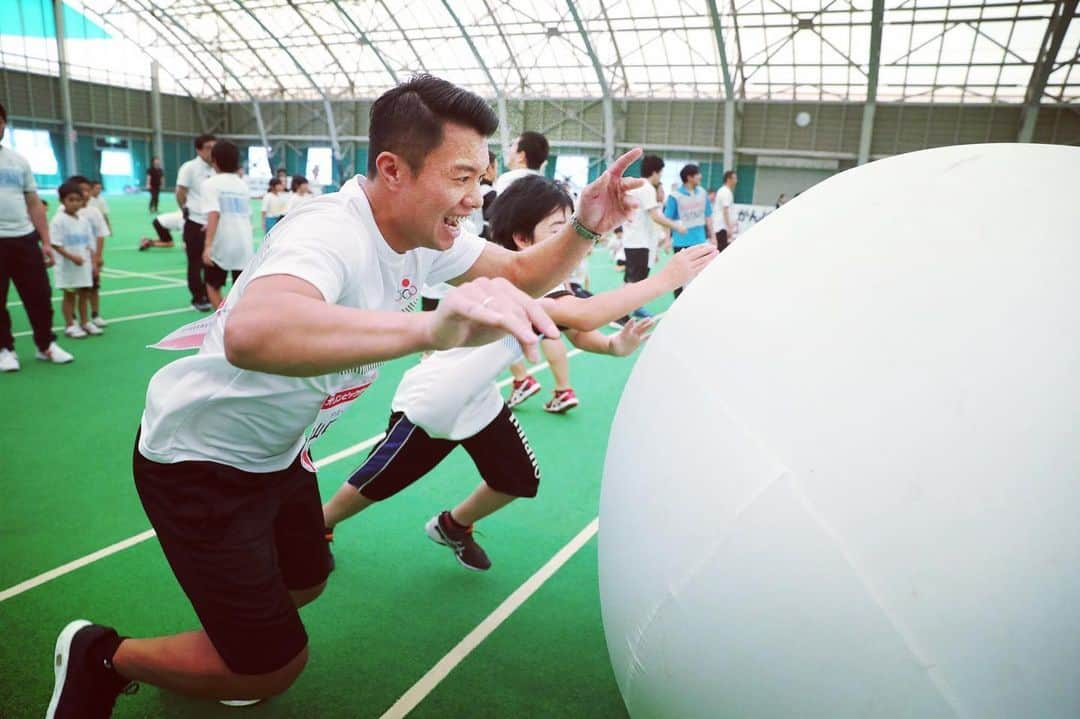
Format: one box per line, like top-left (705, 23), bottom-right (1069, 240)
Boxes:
top-left (203, 173), bottom-right (254, 271)
top-left (621, 182), bottom-right (661, 250)
top-left (50, 211), bottom-right (94, 289)
top-left (88, 195), bottom-right (110, 216)
top-left (393, 335), bottom-right (523, 440)
top-left (714, 185), bottom-right (735, 232)
top-left (0, 146), bottom-right (35, 237)
top-left (157, 211), bottom-right (184, 232)
top-left (493, 168), bottom-right (541, 195)
top-left (421, 282), bottom-right (452, 301)
top-left (78, 206), bottom-right (110, 253)
top-left (261, 191), bottom-right (289, 218)
top-left (176, 157), bottom-right (214, 224)
top-left (139, 176), bottom-right (487, 473)
top-left (286, 192), bottom-right (314, 213)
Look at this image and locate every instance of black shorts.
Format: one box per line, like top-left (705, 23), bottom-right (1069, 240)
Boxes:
top-left (623, 248), bottom-right (650, 283)
top-left (715, 229), bottom-right (729, 250)
top-left (92, 273), bottom-right (100, 291)
top-left (421, 296), bottom-right (440, 312)
top-left (132, 434), bottom-right (331, 675)
top-left (205, 265), bottom-right (242, 289)
top-left (347, 404), bottom-right (540, 501)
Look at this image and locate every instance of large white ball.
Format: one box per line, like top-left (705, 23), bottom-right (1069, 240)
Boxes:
top-left (599, 144), bottom-right (1080, 719)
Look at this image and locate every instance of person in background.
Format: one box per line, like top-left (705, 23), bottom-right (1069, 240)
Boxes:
top-left (146, 157), bottom-right (164, 213)
top-left (261, 178), bottom-right (288, 234)
top-left (176, 134), bottom-right (217, 312)
top-left (713, 170), bottom-right (737, 251)
top-left (275, 167), bottom-right (290, 191)
top-left (139, 211), bottom-right (183, 250)
top-left (285, 175), bottom-right (313, 213)
top-left (776, 193), bottom-right (787, 208)
top-left (50, 181), bottom-right (99, 339)
top-left (664, 163), bottom-right (713, 298)
top-left (88, 181), bottom-right (111, 234)
top-left (68, 175), bottom-right (110, 330)
top-left (201, 141), bottom-right (254, 309)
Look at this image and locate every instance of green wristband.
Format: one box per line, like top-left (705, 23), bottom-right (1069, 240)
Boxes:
top-left (570, 214), bottom-right (602, 242)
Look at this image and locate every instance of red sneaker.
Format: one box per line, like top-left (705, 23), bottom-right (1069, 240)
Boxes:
top-left (544, 388), bottom-right (579, 413)
top-left (507, 375), bottom-right (542, 407)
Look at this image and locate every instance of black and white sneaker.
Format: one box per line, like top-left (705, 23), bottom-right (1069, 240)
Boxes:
top-left (425, 511), bottom-right (491, 571)
top-left (47, 620), bottom-right (135, 719)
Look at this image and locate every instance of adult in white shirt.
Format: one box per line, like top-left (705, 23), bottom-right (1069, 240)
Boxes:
top-left (621, 154), bottom-right (686, 285)
top-left (713, 170), bottom-right (737, 250)
top-left (491, 130), bottom-right (548, 195)
top-left (0, 102), bottom-right (73, 370)
top-left (176, 133), bottom-right (217, 311)
top-left (201, 141), bottom-right (255, 308)
top-left (47, 75), bottom-right (648, 717)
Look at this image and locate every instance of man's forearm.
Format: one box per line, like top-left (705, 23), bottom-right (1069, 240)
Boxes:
top-left (505, 224), bottom-right (593, 296)
top-left (224, 294), bottom-right (435, 376)
top-left (27, 199), bottom-right (50, 246)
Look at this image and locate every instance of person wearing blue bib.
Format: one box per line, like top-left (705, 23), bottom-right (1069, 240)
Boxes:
top-left (663, 163), bottom-right (714, 298)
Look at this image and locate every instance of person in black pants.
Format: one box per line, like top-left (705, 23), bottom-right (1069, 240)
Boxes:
top-left (0, 102), bottom-right (74, 370)
top-left (175, 135), bottom-right (216, 311)
top-left (146, 156), bottom-right (164, 213)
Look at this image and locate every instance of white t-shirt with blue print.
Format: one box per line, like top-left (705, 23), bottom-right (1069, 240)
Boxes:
top-left (0, 146), bottom-right (36, 238)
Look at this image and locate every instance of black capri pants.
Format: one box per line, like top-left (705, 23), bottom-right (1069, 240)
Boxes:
top-left (348, 404), bottom-right (540, 501)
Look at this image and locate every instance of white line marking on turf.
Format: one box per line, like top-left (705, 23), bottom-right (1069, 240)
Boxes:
top-left (101, 267), bottom-right (185, 283)
top-left (13, 306), bottom-right (195, 338)
top-left (380, 518), bottom-right (600, 719)
top-left (0, 530), bottom-right (158, 603)
top-left (6, 281), bottom-right (186, 309)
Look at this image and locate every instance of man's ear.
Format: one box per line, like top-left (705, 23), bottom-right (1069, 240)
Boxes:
top-left (512, 232), bottom-right (533, 251)
top-left (374, 152), bottom-right (411, 189)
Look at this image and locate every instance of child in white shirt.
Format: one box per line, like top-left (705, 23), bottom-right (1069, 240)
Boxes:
top-left (260, 178), bottom-right (288, 234)
top-left (50, 182), bottom-right (99, 338)
top-left (201, 141), bottom-right (255, 309)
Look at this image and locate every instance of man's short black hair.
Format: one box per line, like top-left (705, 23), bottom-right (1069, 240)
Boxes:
top-left (641, 154), bottom-right (664, 178)
top-left (488, 175), bottom-right (573, 251)
top-left (58, 181), bottom-right (83, 201)
top-left (515, 131), bottom-right (549, 170)
top-left (368, 74), bottom-right (498, 177)
top-left (680, 164), bottom-right (701, 183)
top-left (723, 170), bottom-right (737, 184)
top-left (67, 175), bottom-right (91, 187)
top-left (194, 134), bottom-right (216, 151)
top-left (276, 167), bottom-right (287, 175)
top-left (211, 141), bottom-right (240, 173)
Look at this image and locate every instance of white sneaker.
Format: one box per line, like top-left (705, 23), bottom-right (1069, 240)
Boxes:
top-left (65, 324), bottom-right (88, 339)
top-left (0, 348), bottom-right (19, 372)
top-left (36, 342), bottom-right (74, 364)
top-left (91, 315), bottom-right (108, 328)
top-left (82, 322), bottom-right (104, 336)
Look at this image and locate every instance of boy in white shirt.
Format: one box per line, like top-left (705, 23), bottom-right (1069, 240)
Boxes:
top-left (88, 180), bottom-right (111, 233)
top-left (713, 170), bottom-right (737, 250)
top-left (68, 175), bottom-right (110, 329)
top-left (49, 181), bottom-right (98, 338)
top-left (201, 141), bottom-right (254, 309)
